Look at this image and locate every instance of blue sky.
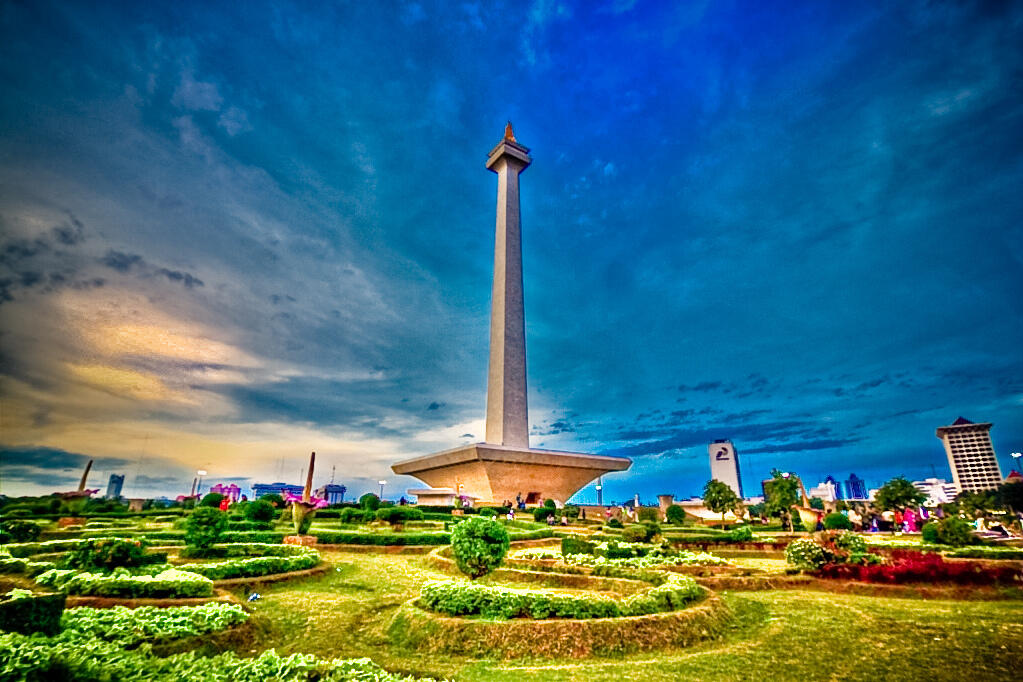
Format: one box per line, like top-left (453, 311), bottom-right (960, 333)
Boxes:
top-left (1, 0), bottom-right (1021, 504)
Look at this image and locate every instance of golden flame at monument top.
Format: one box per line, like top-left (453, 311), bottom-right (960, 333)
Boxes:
top-left (504, 121), bottom-right (516, 142)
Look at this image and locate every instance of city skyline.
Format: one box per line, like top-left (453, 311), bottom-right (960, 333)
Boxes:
top-left (1, 2), bottom-right (1022, 503)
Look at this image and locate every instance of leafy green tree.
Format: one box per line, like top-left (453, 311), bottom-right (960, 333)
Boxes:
top-left (450, 516), bottom-right (510, 579)
top-left (260, 493), bottom-right (284, 508)
top-left (765, 470), bottom-right (800, 532)
top-left (703, 479), bottom-right (739, 528)
top-left (809, 497), bottom-right (824, 510)
top-left (665, 504), bottom-right (687, 525)
top-left (823, 512), bottom-right (852, 530)
top-left (637, 507), bottom-right (661, 523)
top-left (562, 505), bottom-right (580, 520)
top-left (243, 499), bottom-right (276, 523)
top-left (874, 477), bottom-right (926, 512)
top-left (185, 507), bottom-right (227, 550)
top-left (997, 482), bottom-right (1023, 526)
top-left (956, 490), bottom-right (997, 518)
top-left (199, 493), bottom-right (225, 508)
top-left (359, 493), bottom-right (381, 511)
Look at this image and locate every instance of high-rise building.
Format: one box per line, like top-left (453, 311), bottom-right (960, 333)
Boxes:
top-left (708, 440), bottom-right (743, 498)
top-left (936, 417), bottom-right (1003, 493)
top-left (105, 474), bottom-right (124, 500)
top-left (844, 473), bottom-right (867, 500)
top-left (912, 478), bottom-right (958, 506)
top-left (314, 484), bottom-right (347, 505)
top-left (252, 482), bottom-right (304, 499)
top-left (823, 475), bottom-right (843, 499)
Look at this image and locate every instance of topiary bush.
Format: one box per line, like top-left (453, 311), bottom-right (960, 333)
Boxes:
top-left (823, 512), bottom-right (853, 530)
top-left (724, 525), bottom-right (754, 542)
top-left (478, 507), bottom-right (497, 518)
top-left (339, 508), bottom-right (371, 524)
top-left (785, 537), bottom-right (827, 570)
top-left (931, 516), bottom-right (975, 547)
top-left (243, 500), bottom-right (275, 523)
top-left (0, 520), bottom-right (42, 544)
top-left (0, 590), bottom-right (66, 637)
top-left (921, 521), bottom-right (939, 544)
top-left (833, 531), bottom-right (868, 554)
top-left (561, 537), bottom-right (596, 556)
top-left (64, 538), bottom-right (149, 572)
top-left (185, 507), bottom-right (228, 550)
top-left (198, 493), bottom-right (225, 508)
top-left (359, 493), bottom-right (381, 511)
top-left (375, 507), bottom-right (424, 524)
top-left (622, 524), bottom-right (656, 543)
top-left (450, 516), bottom-right (510, 579)
top-left (532, 507), bottom-right (556, 522)
top-left (665, 504), bottom-right (686, 525)
top-left (543, 499), bottom-right (557, 510)
top-left (562, 505), bottom-right (580, 520)
top-left (607, 518), bottom-right (623, 529)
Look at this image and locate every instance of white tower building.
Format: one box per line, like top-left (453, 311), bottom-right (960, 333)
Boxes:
top-left (936, 417), bottom-right (1003, 493)
top-left (709, 439), bottom-right (743, 498)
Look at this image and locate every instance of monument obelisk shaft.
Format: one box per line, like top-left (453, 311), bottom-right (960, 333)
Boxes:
top-left (485, 123), bottom-right (531, 448)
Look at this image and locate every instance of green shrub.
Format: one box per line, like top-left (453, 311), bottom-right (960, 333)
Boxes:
top-left (665, 504), bottom-right (686, 525)
top-left (185, 507), bottom-right (227, 549)
top-left (36, 568), bottom-right (214, 598)
top-left (532, 507), bottom-right (556, 522)
top-left (725, 525), bottom-right (754, 542)
top-left (198, 493), bottom-right (225, 508)
top-left (931, 516), bottom-right (975, 547)
top-left (226, 520), bottom-right (273, 531)
top-left (1, 520), bottom-right (43, 543)
top-left (561, 537), bottom-right (596, 556)
top-left (60, 603), bottom-right (248, 647)
top-left (607, 518), bottom-right (623, 529)
top-left (478, 507), bottom-right (497, 518)
top-left (311, 530), bottom-right (450, 545)
top-left (243, 499), bottom-right (276, 523)
top-left (543, 499), bottom-right (557, 509)
top-left (824, 512), bottom-right (853, 530)
top-left (177, 548), bottom-right (320, 580)
top-left (0, 556), bottom-right (28, 574)
top-left (64, 538), bottom-right (149, 572)
top-left (419, 575), bottom-right (703, 620)
top-left (562, 505), bottom-right (580, 520)
top-left (785, 537), bottom-right (827, 570)
top-left (259, 493), bottom-right (284, 508)
top-left (922, 521), bottom-right (940, 544)
top-left (450, 516), bottom-right (510, 579)
top-left (339, 507), bottom-right (370, 523)
top-left (0, 590), bottom-right (65, 636)
top-left (833, 531), bottom-right (868, 554)
top-left (359, 493), bottom-right (381, 511)
top-left (637, 507), bottom-right (660, 523)
top-left (375, 507), bottom-right (425, 524)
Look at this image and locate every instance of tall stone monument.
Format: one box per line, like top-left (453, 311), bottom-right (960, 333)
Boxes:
top-left (392, 125), bottom-right (630, 507)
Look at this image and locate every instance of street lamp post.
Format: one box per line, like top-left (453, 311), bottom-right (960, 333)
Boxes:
top-left (378, 480), bottom-right (386, 500)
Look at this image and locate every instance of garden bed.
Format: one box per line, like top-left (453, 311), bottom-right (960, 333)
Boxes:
top-left (387, 591), bottom-right (730, 658)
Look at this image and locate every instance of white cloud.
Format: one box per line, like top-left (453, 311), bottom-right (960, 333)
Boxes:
top-left (172, 70), bottom-right (223, 111)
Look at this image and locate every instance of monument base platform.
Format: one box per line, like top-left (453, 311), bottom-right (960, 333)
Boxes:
top-left (391, 443), bottom-right (631, 507)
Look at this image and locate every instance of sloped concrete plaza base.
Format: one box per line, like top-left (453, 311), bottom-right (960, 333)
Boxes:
top-left (391, 443), bottom-right (630, 506)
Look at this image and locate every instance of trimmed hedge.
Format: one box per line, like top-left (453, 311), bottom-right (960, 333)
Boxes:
top-left (313, 531), bottom-right (451, 546)
top-left (36, 568), bottom-right (214, 598)
top-left (419, 576), bottom-right (704, 620)
top-left (177, 543), bottom-right (312, 559)
top-left (3, 539), bottom-right (89, 558)
top-left (176, 548), bottom-right (320, 580)
top-left (0, 591), bottom-right (66, 636)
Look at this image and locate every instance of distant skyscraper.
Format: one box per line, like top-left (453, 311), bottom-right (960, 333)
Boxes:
top-left (252, 482), bottom-right (304, 498)
top-left (823, 475), bottom-right (843, 500)
top-left (105, 474), bottom-right (124, 500)
top-left (844, 473), bottom-right (867, 500)
top-left (314, 484), bottom-right (347, 505)
top-left (936, 417), bottom-right (1003, 493)
top-left (708, 440), bottom-right (743, 498)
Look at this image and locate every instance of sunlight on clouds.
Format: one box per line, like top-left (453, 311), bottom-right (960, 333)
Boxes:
top-left (66, 363), bottom-right (189, 403)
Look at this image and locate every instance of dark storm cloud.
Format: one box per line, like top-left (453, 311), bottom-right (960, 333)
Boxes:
top-left (0, 446), bottom-right (135, 488)
top-left (99, 250), bottom-right (144, 272)
top-left (99, 250), bottom-right (204, 289)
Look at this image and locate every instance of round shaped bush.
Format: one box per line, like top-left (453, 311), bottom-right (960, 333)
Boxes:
top-left (478, 507), bottom-right (497, 518)
top-left (375, 507), bottom-right (424, 524)
top-left (199, 492), bottom-right (226, 508)
top-left (921, 520), bottom-right (939, 544)
top-left (450, 516), bottom-right (510, 579)
top-left (543, 499), bottom-right (557, 509)
top-left (934, 516), bottom-right (974, 547)
top-left (607, 518), bottom-right (623, 529)
top-left (785, 537), bottom-right (827, 570)
top-left (622, 525), bottom-right (649, 543)
top-left (833, 531), bottom-right (867, 554)
top-left (665, 504), bottom-right (686, 525)
top-left (244, 499), bottom-right (276, 523)
top-left (532, 507), bottom-right (556, 522)
top-left (359, 493), bottom-right (381, 511)
top-left (823, 512), bottom-right (853, 530)
top-left (185, 507), bottom-right (228, 549)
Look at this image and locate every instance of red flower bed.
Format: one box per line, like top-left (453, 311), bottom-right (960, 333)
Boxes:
top-left (817, 550), bottom-right (1022, 585)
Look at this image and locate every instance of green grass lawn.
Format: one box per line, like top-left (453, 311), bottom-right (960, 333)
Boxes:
top-left (236, 550), bottom-right (1023, 681)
